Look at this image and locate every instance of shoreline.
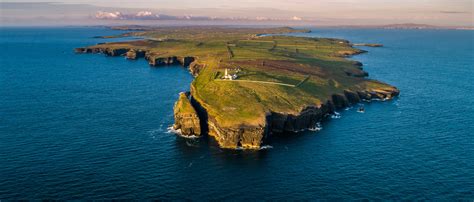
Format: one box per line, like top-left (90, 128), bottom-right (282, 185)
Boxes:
top-left (75, 26), bottom-right (399, 150)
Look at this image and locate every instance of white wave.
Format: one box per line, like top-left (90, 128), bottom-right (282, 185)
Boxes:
top-left (167, 126), bottom-right (201, 139)
top-left (183, 135), bottom-right (200, 139)
top-left (231, 145), bottom-right (273, 150)
top-left (331, 112), bottom-right (341, 119)
top-left (309, 122), bottom-right (323, 131)
top-left (166, 126), bottom-right (181, 134)
top-left (260, 145), bottom-right (274, 150)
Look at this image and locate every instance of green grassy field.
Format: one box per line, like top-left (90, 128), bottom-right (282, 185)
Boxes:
top-left (83, 27), bottom-right (397, 128)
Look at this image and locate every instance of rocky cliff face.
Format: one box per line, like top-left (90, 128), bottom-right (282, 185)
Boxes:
top-left (75, 47), bottom-right (195, 68)
top-left (146, 56), bottom-right (195, 67)
top-left (126, 49), bottom-right (146, 60)
top-left (208, 119), bottom-right (266, 149)
top-left (189, 91), bottom-right (266, 149)
top-left (173, 92), bottom-right (201, 137)
top-left (269, 102), bottom-right (333, 133)
top-left (188, 61), bottom-right (204, 77)
top-left (75, 44), bottom-right (400, 150)
top-left (188, 86), bottom-right (399, 149)
top-left (334, 49), bottom-right (368, 57)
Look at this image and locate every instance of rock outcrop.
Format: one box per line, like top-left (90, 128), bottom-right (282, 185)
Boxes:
top-left (269, 103), bottom-right (333, 133)
top-left (173, 92), bottom-right (201, 137)
top-left (208, 119), bottom-right (266, 149)
top-left (334, 49), bottom-right (368, 57)
top-left (188, 61), bottom-right (204, 77)
top-left (126, 49), bottom-right (146, 60)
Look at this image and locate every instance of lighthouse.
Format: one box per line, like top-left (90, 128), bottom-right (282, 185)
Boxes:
top-left (223, 68), bottom-right (238, 80)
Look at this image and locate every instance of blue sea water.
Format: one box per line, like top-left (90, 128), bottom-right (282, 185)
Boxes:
top-left (0, 27), bottom-right (473, 200)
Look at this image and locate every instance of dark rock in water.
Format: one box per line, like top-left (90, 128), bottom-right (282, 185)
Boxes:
top-left (353, 43), bottom-right (384, 47)
top-left (74, 48), bottom-right (86, 53)
top-left (352, 61), bottom-right (364, 67)
top-left (358, 106), bottom-right (365, 113)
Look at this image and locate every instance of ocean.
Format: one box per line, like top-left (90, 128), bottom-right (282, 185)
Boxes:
top-left (0, 27), bottom-right (473, 200)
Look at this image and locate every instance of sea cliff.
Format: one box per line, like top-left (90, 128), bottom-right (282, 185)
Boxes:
top-left (188, 76), bottom-right (399, 149)
top-left (76, 26), bottom-right (399, 149)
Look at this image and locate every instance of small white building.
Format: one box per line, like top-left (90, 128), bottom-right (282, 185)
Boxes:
top-left (222, 68), bottom-right (238, 80)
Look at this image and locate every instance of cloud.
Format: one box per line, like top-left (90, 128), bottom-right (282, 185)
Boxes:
top-left (291, 16), bottom-right (302, 21)
top-left (95, 11), bottom-right (162, 20)
top-left (92, 10), bottom-right (311, 22)
top-left (94, 11), bottom-right (215, 20)
top-left (2, 1), bottom-right (472, 26)
top-left (135, 11), bottom-right (163, 20)
top-left (95, 11), bottom-right (123, 19)
top-left (136, 11), bottom-right (153, 17)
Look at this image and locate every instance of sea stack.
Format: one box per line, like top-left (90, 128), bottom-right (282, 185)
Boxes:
top-left (173, 92), bottom-right (201, 137)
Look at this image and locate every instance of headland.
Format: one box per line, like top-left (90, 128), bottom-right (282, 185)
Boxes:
top-left (76, 26), bottom-right (399, 149)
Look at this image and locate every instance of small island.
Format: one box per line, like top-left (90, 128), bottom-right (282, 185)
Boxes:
top-left (353, 43), bottom-right (384, 47)
top-left (76, 26), bottom-right (399, 149)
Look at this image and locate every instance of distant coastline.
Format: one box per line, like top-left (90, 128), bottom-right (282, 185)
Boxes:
top-left (314, 23), bottom-right (474, 30)
top-left (1, 23), bottom-right (471, 31)
top-left (86, 23), bottom-right (474, 31)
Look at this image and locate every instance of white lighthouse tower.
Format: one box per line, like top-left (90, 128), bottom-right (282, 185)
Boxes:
top-left (222, 68), bottom-right (238, 80)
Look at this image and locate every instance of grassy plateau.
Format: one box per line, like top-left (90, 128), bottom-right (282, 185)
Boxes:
top-left (77, 26), bottom-right (399, 149)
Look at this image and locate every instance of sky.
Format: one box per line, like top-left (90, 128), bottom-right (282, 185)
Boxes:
top-left (1, 0), bottom-right (473, 26)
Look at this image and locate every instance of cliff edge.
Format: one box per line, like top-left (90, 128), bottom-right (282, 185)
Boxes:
top-left (76, 26), bottom-right (399, 150)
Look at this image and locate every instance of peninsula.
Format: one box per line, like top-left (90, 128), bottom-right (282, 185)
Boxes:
top-left (75, 26), bottom-right (399, 149)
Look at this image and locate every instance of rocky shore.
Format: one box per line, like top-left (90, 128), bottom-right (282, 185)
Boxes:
top-left (189, 84), bottom-right (399, 149)
top-left (75, 27), bottom-right (399, 150)
top-left (75, 47), bottom-right (196, 67)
